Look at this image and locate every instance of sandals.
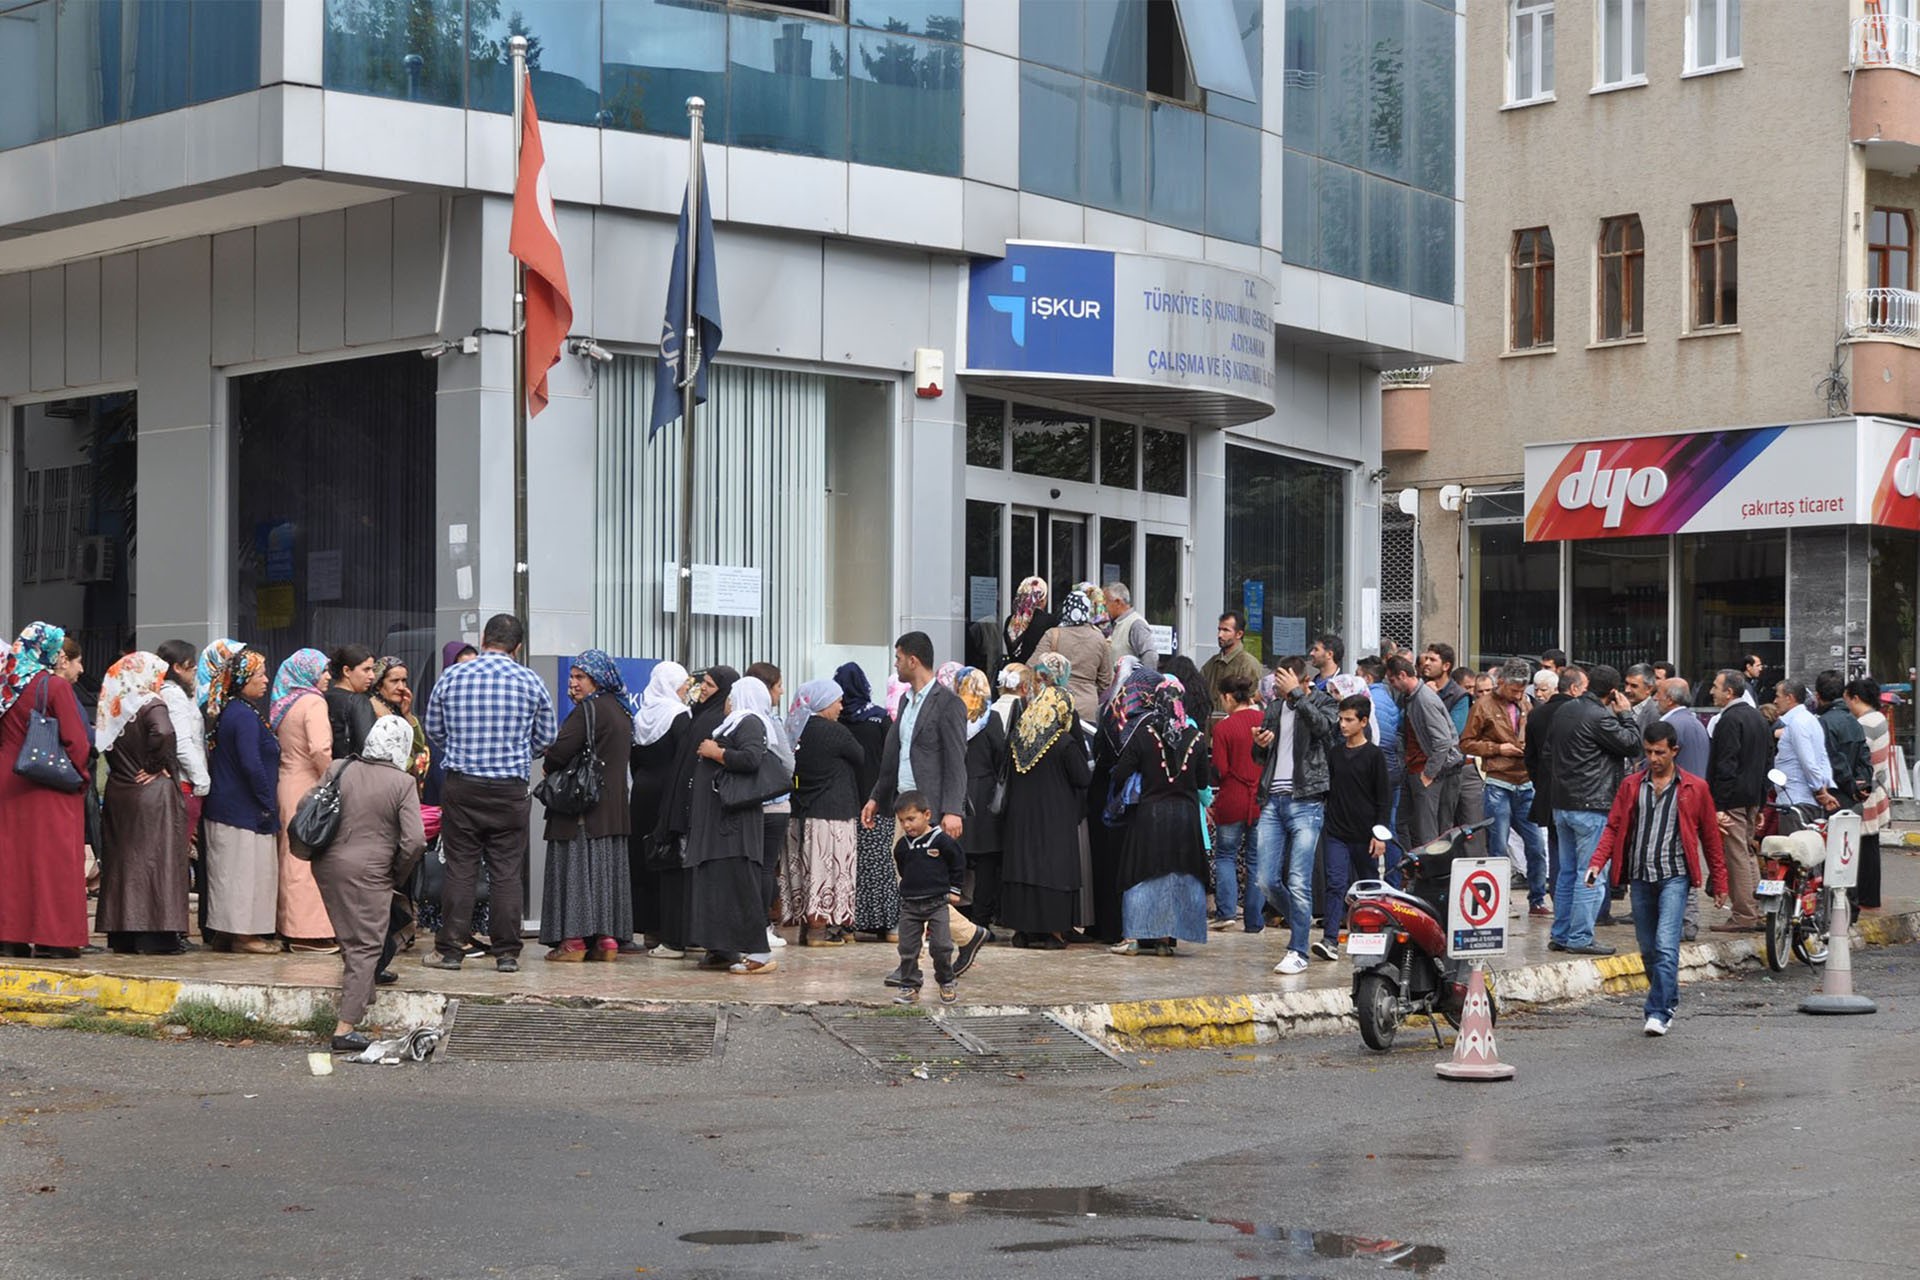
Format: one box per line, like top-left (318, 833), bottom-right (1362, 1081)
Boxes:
top-left (728, 959), bottom-right (777, 975)
top-left (545, 941), bottom-right (588, 963)
top-left (585, 939), bottom-right (619, 962)
top-left (1109, 940), bottom-right (1143, 956)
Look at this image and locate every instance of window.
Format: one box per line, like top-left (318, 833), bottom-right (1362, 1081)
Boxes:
top-left (1869, 207), bottom-right (1913, 291)
top-left (1011, 404), bottom-right (1095, 483)
top-left (1099, 421), bottom-right (1138, 488)
top-left (1596, 0), bottom-right (1644, 87)
top-left (1511, 226), bottom-right (1555, 350)
top-left (1465, 491), bottom-right (1560, 670)
top-left (1571, 538), bottom-right (1668, 676)
top-left (1146, 0), bottom-right (1194, 102)
top-left (1691, 201), bottom-right (1737, 329)
top-left (1597, 214), bottom-right (1644, 340)
top-left (1687, 0), bottom-right (1740, 72)
top-left (1142, 427), bottom-right (1188, 496)
top-left (1508, 0), bottom-right (1554, 105)
top-left (965, 396), bottom-right (1005, 469)
top-left (1224, 445), bottom-right (1345, 651)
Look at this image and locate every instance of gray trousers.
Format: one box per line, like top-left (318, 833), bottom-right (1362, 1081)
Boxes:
top-left (897, 895), bottom-right (955, 987)
top-left (1402, 766), bottom-right (1463, 845)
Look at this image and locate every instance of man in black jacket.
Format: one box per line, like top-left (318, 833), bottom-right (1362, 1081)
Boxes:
top-left (1522, 666), bottom-right (1572, 918)
top-left (1548, 664), bottom-right (1641, 956)
top-left (1814, 669), bottom-right (1872, 809)
top-left (1705, 669), bottom-right (1771, 932)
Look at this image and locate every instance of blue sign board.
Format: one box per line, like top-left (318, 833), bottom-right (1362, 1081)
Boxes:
top-left (966, 245), bottom-right (1116, 378)
top-left (1243, 580), bottom-right (1265, 636)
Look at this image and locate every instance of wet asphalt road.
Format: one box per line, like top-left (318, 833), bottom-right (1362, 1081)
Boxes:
top-left (2, 945), bottom-right (1918, 1280)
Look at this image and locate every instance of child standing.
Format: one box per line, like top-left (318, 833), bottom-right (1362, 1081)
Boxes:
top-left (1319, 694), bottom-right (1393, 960)
top-left (889, 791), bottom-right (966, 1004)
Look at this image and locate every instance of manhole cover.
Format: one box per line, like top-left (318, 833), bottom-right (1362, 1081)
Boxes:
top-left (442, 1001), bottom-right (725, 1063)
top-left (816, 1010), bottom-right (1125, 1075)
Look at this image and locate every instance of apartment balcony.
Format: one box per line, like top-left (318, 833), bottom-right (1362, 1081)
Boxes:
top-left (1846, 288), bottom-right (1920, 417)
top-left (1852, 16), bottom-right (1920, 171)
top-left (1381, 366), bottom-right (1433, 454)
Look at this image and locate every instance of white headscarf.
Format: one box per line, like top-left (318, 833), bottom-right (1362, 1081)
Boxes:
top-left (786, 678), bottom-right (843, 745)
top-left (96, 652), bottom-right (170, 754)
top-left (633, 660), bottom-right (691, 746)
top-left (717, 676), bottom-right (794, 770)
top-left (361, 715), bottom-right (415, 770)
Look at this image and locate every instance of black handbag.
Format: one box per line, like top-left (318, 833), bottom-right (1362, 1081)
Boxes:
top-left (12, 678), bottom-right (85, 792)
top-left (534, 697), bottom-right (603, 816)
top-left (716, 741), bottom-right (793, 812)
top-left (288, 759), bottom-right (352, 858)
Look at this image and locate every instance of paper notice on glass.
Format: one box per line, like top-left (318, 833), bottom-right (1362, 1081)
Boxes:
top-left (1149, 625), bottom-right (1175, 655)
top-left (662, 563), bottom-right (762, 618)
top-left (969, 576), bottom-right (998, 622)
top-left (1271, 616), bottom-right (1307, 657)
top-left (308, 550), bottom-right (343, 603)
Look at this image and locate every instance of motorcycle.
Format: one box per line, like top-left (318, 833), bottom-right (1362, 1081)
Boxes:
top-left (1344, 818), bottom-right (1497, 1052)
top-left (1755, 768), bottom-right (1829, 972)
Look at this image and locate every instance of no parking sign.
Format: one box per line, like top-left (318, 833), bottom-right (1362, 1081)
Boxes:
top-left (1446, 858), bottom-right (1510, 959)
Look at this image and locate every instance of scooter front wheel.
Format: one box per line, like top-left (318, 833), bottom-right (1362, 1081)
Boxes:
top-left (1355, 971), bottom-right (1401, 1052)
top-left (1763, 900), bottom-right (1791, 972)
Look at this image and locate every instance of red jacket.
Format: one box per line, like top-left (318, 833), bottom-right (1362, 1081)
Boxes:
top-left (1210, 708), bottom-right (1264, 826)
top-left (1588, 768), bottom-right (1729, 895)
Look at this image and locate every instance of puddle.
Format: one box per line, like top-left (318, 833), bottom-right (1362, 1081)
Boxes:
top-left (677, 1229), bottom-right (808, 1245)
top-left (1214, 1218), bottom-right (1447, 1274)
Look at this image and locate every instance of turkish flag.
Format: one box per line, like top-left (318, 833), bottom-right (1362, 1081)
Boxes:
top-left (510, 80), bottom-right (572, 417)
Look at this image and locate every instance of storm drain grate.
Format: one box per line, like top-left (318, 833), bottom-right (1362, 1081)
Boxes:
top-left (442, 1000), bottom-right (725, 1063)
top-left (815, 1010), bottom-right (1126, 1075)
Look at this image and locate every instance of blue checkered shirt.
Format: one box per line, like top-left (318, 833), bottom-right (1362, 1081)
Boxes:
top-left (423, 651), bottom-right (557, 781)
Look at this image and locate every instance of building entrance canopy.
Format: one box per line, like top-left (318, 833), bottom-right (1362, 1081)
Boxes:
top-left (963, 241), bottom-right (1277, 428)
top-left (1524, 416), bottom-right (1920, 541)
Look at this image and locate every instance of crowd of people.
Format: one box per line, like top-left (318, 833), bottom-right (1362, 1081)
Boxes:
top-left (0, 583), bottom-right (1897, 1044)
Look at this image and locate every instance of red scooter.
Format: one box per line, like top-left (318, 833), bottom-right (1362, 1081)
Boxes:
top-left (1344, 818), bottom-right (1496, 1052)
top-left (1756, 768), bottom-right (1830, 972)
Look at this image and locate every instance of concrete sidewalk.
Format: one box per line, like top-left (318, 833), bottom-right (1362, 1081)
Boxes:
top-left (7, 844), bottom-right (1918, 1050)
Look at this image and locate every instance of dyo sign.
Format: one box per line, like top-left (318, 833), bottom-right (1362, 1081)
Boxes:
top-left (1894, 437), bottom-right (1920, 498)
top-left (1556, 450), bottom-right (1669, 528)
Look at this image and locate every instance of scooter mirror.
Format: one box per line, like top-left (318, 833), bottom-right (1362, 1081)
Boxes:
top-left (1371, 824), bottom-right (1394, 843)
top-left (1766, 768), bottom-right (1788, 788)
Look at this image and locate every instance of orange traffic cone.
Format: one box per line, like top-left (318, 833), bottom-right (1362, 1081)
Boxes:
top-left (1435, 965), bottom-right (1514, 1081)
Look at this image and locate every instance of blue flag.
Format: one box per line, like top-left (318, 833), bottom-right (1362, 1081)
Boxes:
top-left (649, 159), bottom-right (723, 441)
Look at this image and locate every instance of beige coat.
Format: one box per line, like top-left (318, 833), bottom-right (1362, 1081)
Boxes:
top-left (1035, 623), bottom-right (1115, 722)
top-left (275, 694), bottom-right (335, 938)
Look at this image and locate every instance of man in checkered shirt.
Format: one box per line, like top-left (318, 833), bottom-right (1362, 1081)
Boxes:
top-left (423, 613), bottom-right (557, 973)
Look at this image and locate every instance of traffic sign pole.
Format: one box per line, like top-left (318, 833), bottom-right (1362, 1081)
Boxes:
top-left (1437, 858), bottom-right (1515, 1081)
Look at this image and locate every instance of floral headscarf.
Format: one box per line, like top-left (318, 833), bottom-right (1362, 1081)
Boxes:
top-left (204, 646), bottom-right (267, 751)
top-left (1010, 683), bottom-right (1076, 773)
top-left (96, 651), bottom-right (170, 753)
top-left (270, 648), bottom-right (328, 729)
top-left (361, 714), bottom-right (415, 769)
top-left (957, 667), bottom-right (994, 740)
top-left (1327, 673), bottom-right (1369, 701)
top-left (884, 676), bottom-right (910, 719)
top-left (1075, 582), bottom-right (1110, 634)
top-left (0, 621), bottom-right (64, 716)
top-left (571, 647), bottom-right (640, 718)
top-left (934, 661), bottom-right (965, 697)
top-left (1057, 585), bottom-right (1094, 628)
top-left (1007, 576), bottom-right (1049, 641)
top-left (1151, 674), bottom-right (1196, 754)
top-left (1103, 664), bottom-right (1162, 748)
top-left (834, 662), bottom-right (887, 726)
top-left (1032, 651), bottom-right (1072, 690)
top-left (195, 638), bottom-right (245, 711)
top-left (633, 660), bottom-right (691, 746)
top-left (786, 677), bottom-right (844, 744)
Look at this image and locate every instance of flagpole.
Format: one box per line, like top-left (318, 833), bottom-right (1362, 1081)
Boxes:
top-left (674, 97), bottom-right (705, 670)
top-left (510, 35), bottom-right (532, 660)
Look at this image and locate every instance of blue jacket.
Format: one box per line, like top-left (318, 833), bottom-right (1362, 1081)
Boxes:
top-left (204, 702), bottom-right (281, 834)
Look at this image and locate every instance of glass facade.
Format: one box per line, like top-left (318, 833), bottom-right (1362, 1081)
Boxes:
top-left (1569, 537), bottom-right (1668, 675)
top-left (0, 0), bottom-right (260, 151)
top-left (1466, 491), bottom-right (1559, 669)
top-left (321, 0), bottom-right (962, 176)
top-left (1223, 444), bottom-right (1345, 657)
top-left (1282, 0), bottom-right (1458, 301)
top-left (1676, 531), bottom-right (1783, 699)
top-left (1017, 0), bottom-right (1264, 243)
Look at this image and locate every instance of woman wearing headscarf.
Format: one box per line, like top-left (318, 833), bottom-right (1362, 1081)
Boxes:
top-left (95, 653), bottom-right (190, 955)
top-left (837, 662), bottom-right (900, 940)
top-left (951, 666), bottom-right (1008, 930)
top-left (1001, 576), bottom-right (1055, 674)
top-left (1088, 662), bottom-right (1163, 945)
top-left (200, 642), bottom-right (281, 954)
top-left (369, 656), bottom-right (429, 781)
top-left (538, 650), bottom-right (637, 961)
top-left (0, 623), bottom-right (92, 959)
top-left (1035, 584), bottom-right (1117, 722)
top-left (745, 662), bottom-right (794, 952)
top-left (999, 653), bottom-right (1093, 948)
top-left (687, 674), bottom-right (778, 974)
top-left (628, 660), bottom-right (691, 952)
top-left (155, 638), bottom-right (211, 841)
top-left (649, 665), bottom-right (738, 958)
top-left (783, 677), bottom-right (866, 944)
top-left (271, 649), bottom-right (338, 953)
top-left (1109, 676), bottom-right (1212, 956)
top-left (309, 715), bottom-right (426, 1053)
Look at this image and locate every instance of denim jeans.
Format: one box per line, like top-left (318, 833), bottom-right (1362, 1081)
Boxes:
top-left (1630, 875), bottom-right (1690, 1020)
top-left (1551, 809), bottom-right (1609, 947)
top-left (1322, 835), bottom-right (1369, 943)
top-left (1255, 793), bottom-right (1324, 956)
top-left (1485, 782), bottom-right (1549, 906)
top-left (1211, 820), bottom-right (1262, 929)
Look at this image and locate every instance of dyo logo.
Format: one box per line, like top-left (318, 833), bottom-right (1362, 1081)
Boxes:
top-left (1893, 436), bottom-right (1920, 498)
top-left (985, 264), bottom-right (1103, 349)
top-left (1556, 449), bottom-right (1669, 528)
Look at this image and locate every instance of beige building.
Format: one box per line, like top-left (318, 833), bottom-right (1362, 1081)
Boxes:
top-left (1386, 0), bottom-right (1920, 699)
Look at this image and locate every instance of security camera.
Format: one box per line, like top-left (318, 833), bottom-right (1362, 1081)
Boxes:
top-left (569, 338), bottom-right (616, 364)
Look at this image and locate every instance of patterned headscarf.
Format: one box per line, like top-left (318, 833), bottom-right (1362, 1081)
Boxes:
top-left (270, 648), bottom-right (328, 729)
top-left (957, 667), bottom-right (994, 740)
top-left (1010, 684), bottom-right (1076, 774)
top-left (884, 676), bottom-right (910, 719)
top-left (1006, 576), bottom-right (1049, 641)
top-left (633, 660), bottom-right (691, 746)
top-left (1103, 664), bottom-right (1163, 748)
top-left (195, 638), bottom-right (245, 710)
top-left (571, 648), bottom-right (640, 717)
top-left (1076, 582), bottom-right (1110, 634)
top-left (1151, 674), bottom-right (1196, 755)
top-left (1327, 673), bottom-right (1369, 701)
top-left (1057, 585), bottom-right (1094, 628)
top-left (203, 647), bottom-right (267, 751)
top-left (96, 651), bottom-right (170, 753)
top-left (361, 714), bottom-right (415, 769)
top-left (1032, 651), bottom-right (1072, 690)
top-left (0, 621), bottom-right (64, 716)
top-left (934, 661), bottom-right (965, 697)
top-left (786, 677), bottom-right (844, 744)
top-left (834, 662), bottom-right (887, 726)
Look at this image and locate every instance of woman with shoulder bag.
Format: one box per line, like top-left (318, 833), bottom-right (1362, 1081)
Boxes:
top-left (0, 623), bottom-right (92, 959)
top-left (271, 649), bottom-right (339, 954)
top-left (309, 716), bottom-right (427, 1053)
top-left (95, 653), bottom-right (191, 955)
top-left (687, 675), bottom-right (780, 974)
top-left (628, 661), bottom-right (691, 954)
top-left (538, 650), bottom-right (637, 962)
top-left (648, 666), bottom-right (737, 958)
top-left (200, 643), bottom-right (281, 954)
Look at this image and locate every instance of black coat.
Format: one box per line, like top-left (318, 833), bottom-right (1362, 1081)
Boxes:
top-left (1002, 608), bottom-right (1056, 669)
top-left (962, 715), bottom-right (1008, 854)
top-left (1707, 700), bottom-right (1772, 810)
top-left (1523, 694), bottom-right (1569, 826)
top-left (1549, 694), bottom-right (1642, 813)
top-left (326, 688), bottom-right (375, 761)
top-left (793, 717), bottom-right (867, 821)
top-left (541, 693), bottom-right (633, 841)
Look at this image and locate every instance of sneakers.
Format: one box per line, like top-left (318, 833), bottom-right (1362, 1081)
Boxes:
top-left (1274, 951), bottom-right (1310, 975)
top-left (1528, 905), bottom-right (1553, 918)
top-left (938, 984), bottom-right (958, 1005)
top-left (648, 946), bottom-right (687, 960)
top-left (495, 956), bottom-right (519, 974)
top-left (953, 928), bottom-right (990, 978)
top-left (767, 927), bottom-right (788, 949)
top-left (1208, 917), bottom-right (1241, 932)
top-left (1310, 939), bottom-right (1339, 962)
top-left (882, 966), bottom-right (913, 989)
top-left (892, 987), bottom-right (921, 1005)
top-left (422, 951), bottom-right (462, 971)
top-left (1643, 1015), bottom-right (1670, 1037)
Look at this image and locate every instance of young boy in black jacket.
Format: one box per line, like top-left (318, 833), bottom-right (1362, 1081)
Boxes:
top-left (1321, 694), bottom-right (1393, 960)
top-left (890, 791), bottom-right (966, 1005)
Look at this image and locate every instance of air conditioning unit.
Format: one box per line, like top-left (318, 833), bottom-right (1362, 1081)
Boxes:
top-left (73, 535), bottom-right (114, 584)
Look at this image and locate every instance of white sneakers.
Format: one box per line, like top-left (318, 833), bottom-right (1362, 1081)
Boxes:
top-left (767, 927), bottom-right (788, 949)
top-left (1310, 940), bottom-right (1340, 962)
top-left (1274, 951), bottom-right (1310, 975)
top-left (1643, 1015), bottom-right (1670, 1037)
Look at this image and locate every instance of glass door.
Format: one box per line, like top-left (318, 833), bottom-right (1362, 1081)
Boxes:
top-left (1046, 512), bottom-right (1087, 605)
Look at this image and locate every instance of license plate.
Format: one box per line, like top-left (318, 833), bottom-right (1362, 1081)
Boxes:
top-left (1755, 879), bottom-right (1787, 896)
top-left (1347, 932), bottom-right (1390, 956)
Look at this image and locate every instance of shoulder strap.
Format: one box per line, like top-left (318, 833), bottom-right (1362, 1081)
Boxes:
top-left (33, 673), bottom-right (50, 713)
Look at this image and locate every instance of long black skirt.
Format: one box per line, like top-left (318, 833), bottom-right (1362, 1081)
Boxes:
top-left (1000, 882), bottom-right (1076, 938)
top-left (687, 855), bottom-right (766, 957)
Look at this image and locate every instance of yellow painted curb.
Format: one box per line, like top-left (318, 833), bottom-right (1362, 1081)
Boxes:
top-left (0, 967), bottom-right (181, 1018)
top-left (1107, 995), bottom-right (1262, 1049)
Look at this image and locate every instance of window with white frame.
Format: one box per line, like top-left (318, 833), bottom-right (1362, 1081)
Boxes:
top-left (1509, 0), bottom-right (1555, 105)
top-left (1596, 0), bottom-right (1645, 88)
top-left (1686, 0), bottom-right (1740, 73)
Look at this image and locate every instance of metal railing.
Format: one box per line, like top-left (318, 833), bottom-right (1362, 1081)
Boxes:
top-left (1854, 14), bottom-right (1920, 73)
top-left (1379, 366), bottom-right (1434, 388)
top-left (1846, 287), bottom-right (1920, 338)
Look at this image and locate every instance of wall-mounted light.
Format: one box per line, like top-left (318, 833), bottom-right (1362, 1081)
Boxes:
top-left (1397, 487), bottom-right (1420, 516)
top-left (1437, 483), bottom-right (1473, 512)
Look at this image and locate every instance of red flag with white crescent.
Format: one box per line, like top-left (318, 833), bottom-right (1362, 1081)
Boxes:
top-left (510, 79), bottom-right (572, 417)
